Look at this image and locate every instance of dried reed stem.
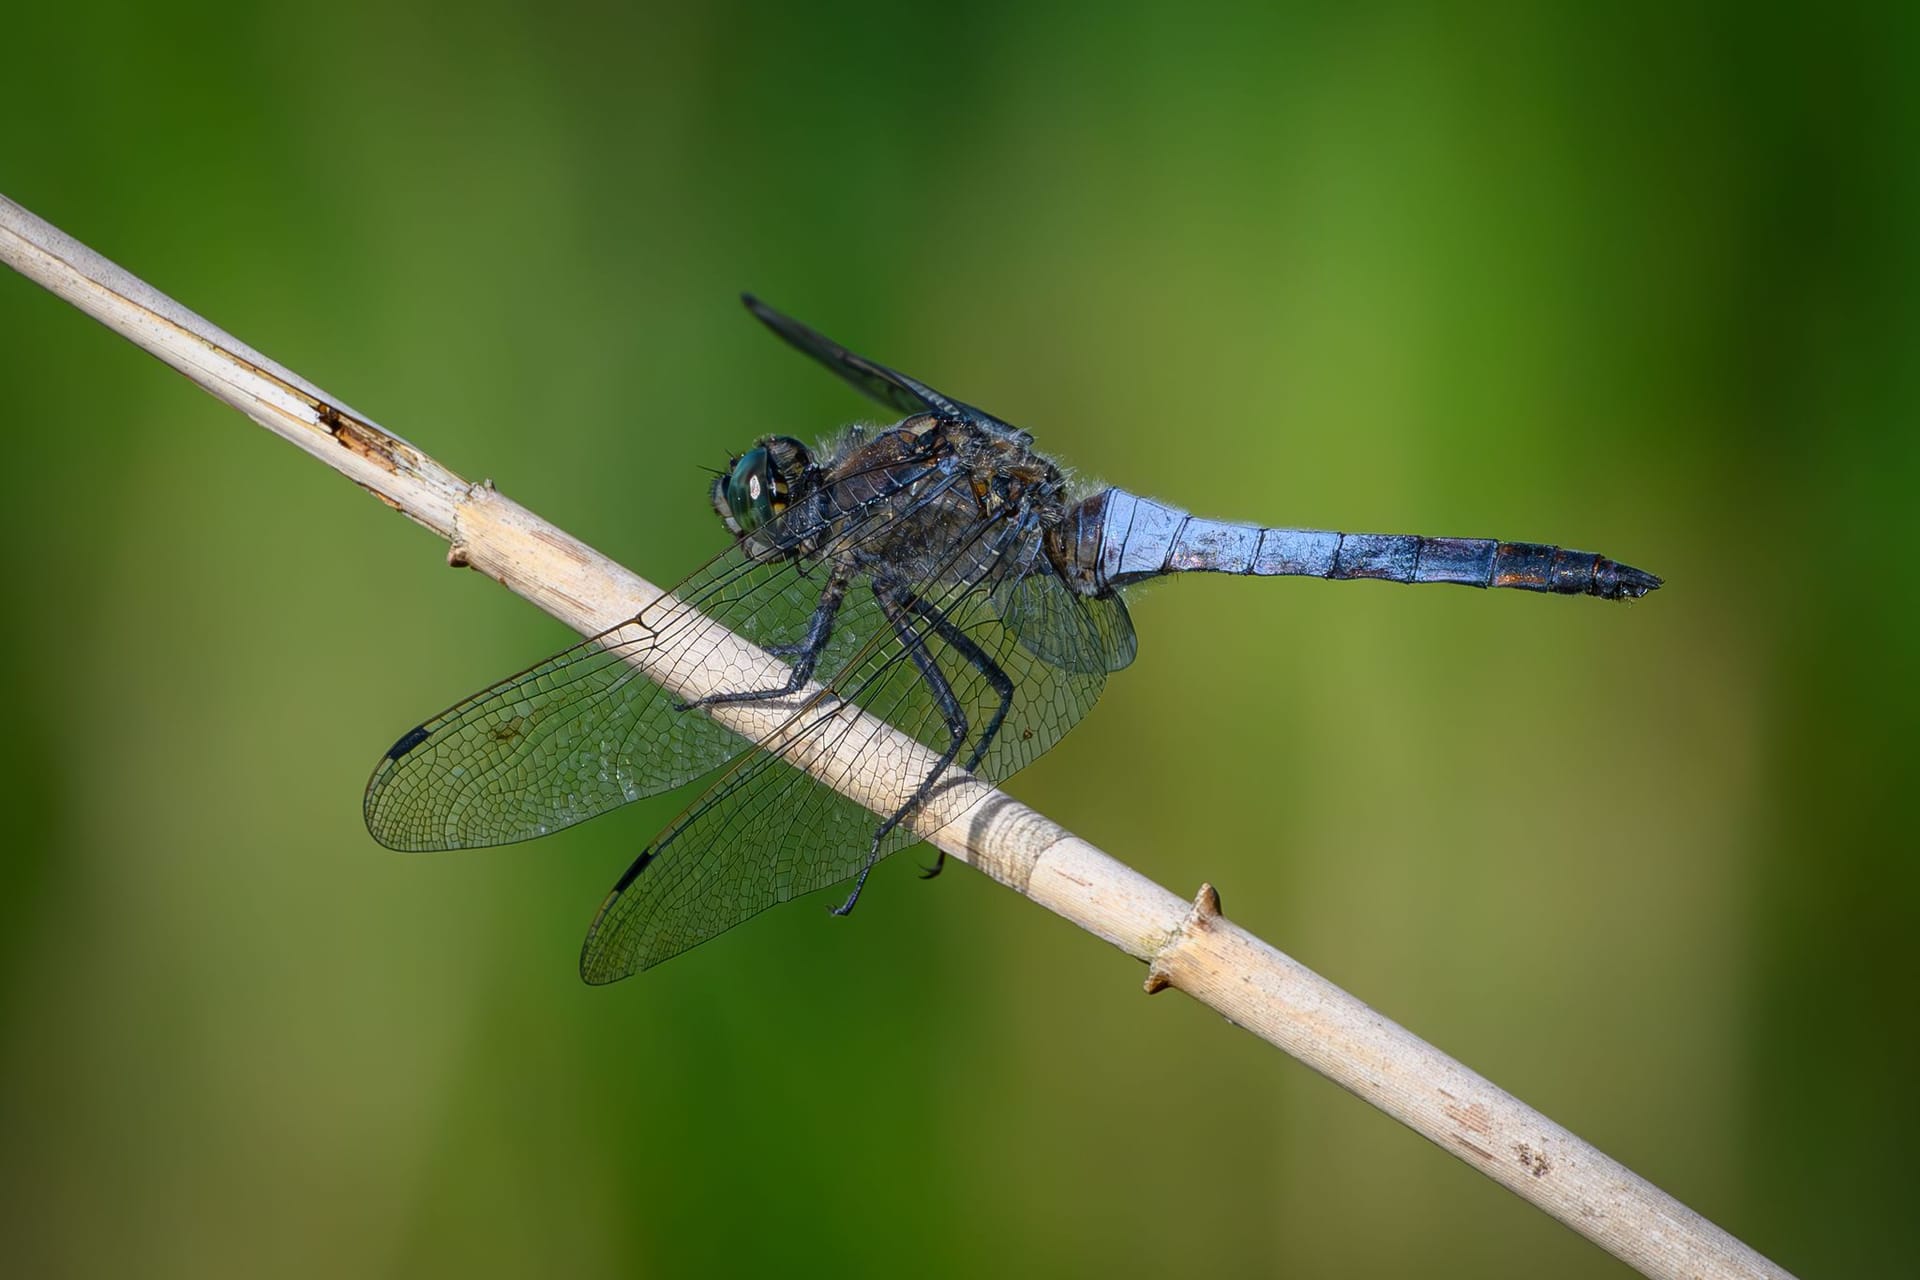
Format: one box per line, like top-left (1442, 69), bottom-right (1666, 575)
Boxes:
top-left (0, 192), bottom-right (1794, 1280)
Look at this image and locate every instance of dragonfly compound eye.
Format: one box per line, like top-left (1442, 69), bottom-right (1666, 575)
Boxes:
top-left (718, 446), bottom-right (771, 534)
top-left (720, 436), bottom-right (813, 536)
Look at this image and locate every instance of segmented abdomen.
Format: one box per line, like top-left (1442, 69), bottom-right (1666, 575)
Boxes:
top-left (1066, 490), bottom-right (1660, 600)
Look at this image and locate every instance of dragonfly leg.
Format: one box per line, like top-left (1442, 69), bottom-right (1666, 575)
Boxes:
top-left (902, 593), bottom-right (1014, 773)
top-left (899, 591), bottom-right (1015, 880)
top-left (675, 569), bottom-right (850, 712)
top-left (831, 583), bottom-right (970, 917)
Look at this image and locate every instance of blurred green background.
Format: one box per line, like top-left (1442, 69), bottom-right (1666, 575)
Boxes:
top-left (1, 2), bottom-right (1912, 1276)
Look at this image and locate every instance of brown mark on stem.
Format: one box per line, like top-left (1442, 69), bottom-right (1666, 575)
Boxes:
top-left (313, 398), bottom-right (404, 474)
top-left (1443, 1096), bottom-right (1495, 1138)
top-left (529, 523), bottom-right (593, 567)
top-left (1144, 882), bottom-right (1223, 994)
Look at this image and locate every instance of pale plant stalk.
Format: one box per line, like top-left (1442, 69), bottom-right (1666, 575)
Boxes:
top-left (0, 192), bottom-right (1794, 1280)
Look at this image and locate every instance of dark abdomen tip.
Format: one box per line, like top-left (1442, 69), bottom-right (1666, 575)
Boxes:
top-left (1490, 542), bottom-right (1662, 600)
top-left (1596, 559), bottom-right (1663, 600)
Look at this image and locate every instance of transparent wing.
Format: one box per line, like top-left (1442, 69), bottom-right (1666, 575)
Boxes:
top-left (579, 521), bottom-right (1117, 981)
top-left (743, 294), bottom-right (1025, 439)
top-left (363, 491), bottom-right (934, 852)
top-left (994, 573), bottom-right (1138, 674)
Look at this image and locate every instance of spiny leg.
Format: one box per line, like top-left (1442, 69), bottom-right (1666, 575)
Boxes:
top-left (675, 569), bottom-right (849, 712)
top-left (831, 582), bottom-right (970, 917)
top-left (899, 591), bottom-right (1014, 880)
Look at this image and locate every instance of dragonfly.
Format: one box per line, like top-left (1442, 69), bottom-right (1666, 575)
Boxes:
top-left (365, 296), bottom-right (1661, 983)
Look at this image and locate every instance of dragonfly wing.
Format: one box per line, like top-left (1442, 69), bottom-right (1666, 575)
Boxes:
top-left (363, 494), bottom-right (927, 852)
top-left (363, 614), bottom-right (747, 851)
top-left (743, 294), bottom-right (1023, 438)
top-left (578, 698), bottom-right (921, 981)
top-left (993, 571), bottom-right (1138, 674)
top-left (580, 520), bottom-right (1116, 979)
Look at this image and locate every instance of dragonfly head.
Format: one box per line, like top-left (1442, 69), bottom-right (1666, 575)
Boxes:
top-left (713, 435), bottom-right (813, 537)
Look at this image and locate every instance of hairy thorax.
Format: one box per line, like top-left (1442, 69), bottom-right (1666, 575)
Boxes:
top-left (796, 416), bottom-right (1072, 591)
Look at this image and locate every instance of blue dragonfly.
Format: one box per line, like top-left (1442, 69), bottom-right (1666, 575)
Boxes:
top-left (365, 297), bottom-right (1660, 981)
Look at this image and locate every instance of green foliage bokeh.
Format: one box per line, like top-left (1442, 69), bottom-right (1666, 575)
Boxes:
top-left (0, 3), bottom-right (1912, 1276)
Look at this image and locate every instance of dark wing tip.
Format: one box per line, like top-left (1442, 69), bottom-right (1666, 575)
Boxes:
top-left (741, 292), bottom-right (784, 327)
top-left (578, 952), bottom-right (624, 986)
top-left (578, 894), bottom-right (621, 985)
top-left (577, 849), bottom-right (660, 985)
top-left (739, 293), bottom-right (824, 352)
top-left (385, 724), bottom-right (433, 760)
top-left (365, 724), bottom-right (435, 849)
top-left (578, 909), bottom-right (635, 986)
top-left (362, 789), bottom-right (406, 850)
